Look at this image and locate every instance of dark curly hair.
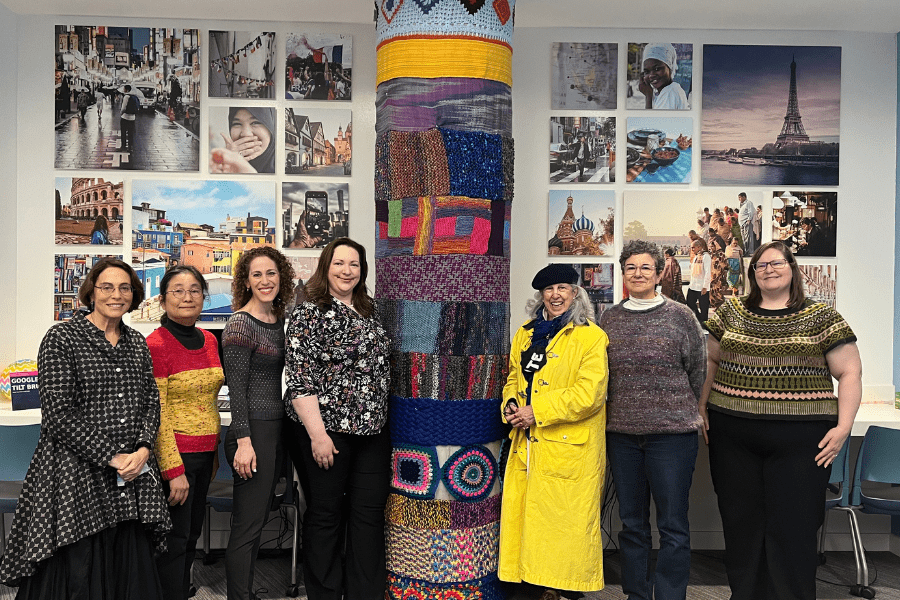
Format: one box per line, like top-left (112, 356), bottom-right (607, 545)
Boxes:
top-left (231, 246), bottom-right (295, 319)
top-left (304, 237), bottom-right (375, 318)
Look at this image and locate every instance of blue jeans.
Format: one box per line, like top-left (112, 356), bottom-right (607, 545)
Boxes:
top-left (607, 431), bottom-right (699, 600)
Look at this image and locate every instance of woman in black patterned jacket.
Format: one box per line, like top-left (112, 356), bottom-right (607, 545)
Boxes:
top-left (283, 237), bottom-right (392, 600)
top-left (0, 258), bottom-right (170, 599)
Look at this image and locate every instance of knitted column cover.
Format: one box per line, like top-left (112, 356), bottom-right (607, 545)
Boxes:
top-left (375, 1), bottom-right (515, 598)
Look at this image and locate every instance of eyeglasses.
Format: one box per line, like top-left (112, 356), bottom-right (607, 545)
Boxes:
top-left (95, 284), bottom-right (133, 295)
top-left (752, 259), bottom-right (789, 272)
top-left (166, 289), bottom-right (204, 299)
top-left (623, 265), bottom-right (657, 276)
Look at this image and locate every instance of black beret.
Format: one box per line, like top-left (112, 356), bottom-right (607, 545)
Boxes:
top-left (532, 264), bottom-right (579, 290)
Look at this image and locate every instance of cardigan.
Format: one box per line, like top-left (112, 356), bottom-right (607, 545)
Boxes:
top-left (284, 298), bottom-right (391, 435)
top-left (599, 298), bottom-right (706, 434)
top-left (147, 326), bottom-right (224, 480)
top-left (0, 311), bottom-right (171, 585)
top-left (705, 297), bottom-right (857, 420)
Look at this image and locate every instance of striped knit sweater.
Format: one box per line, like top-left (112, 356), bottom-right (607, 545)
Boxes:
top-left (147, 327), bottom-right (224, 480)
top-left (705, 297), bottom-right (856, 420)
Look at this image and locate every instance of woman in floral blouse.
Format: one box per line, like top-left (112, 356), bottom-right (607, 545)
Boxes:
top-left (283, 237), bottom-right (391, 600)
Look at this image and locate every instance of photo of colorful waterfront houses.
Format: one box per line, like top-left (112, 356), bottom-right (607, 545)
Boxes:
top-left (55, 177), bottom-right (124, 245)
top-left (54, 254), bottom-right (118, 320)
top-left (131, 179), bottom-right (276, 322)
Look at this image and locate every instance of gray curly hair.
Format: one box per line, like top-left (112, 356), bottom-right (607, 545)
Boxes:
top-left (618, 240), bottom-right (664, 273)
top-left (524, 284), bottom-right (595, 326)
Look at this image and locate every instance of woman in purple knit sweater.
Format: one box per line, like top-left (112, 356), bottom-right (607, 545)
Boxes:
top-left (599, 240), bottom-right (707, 600)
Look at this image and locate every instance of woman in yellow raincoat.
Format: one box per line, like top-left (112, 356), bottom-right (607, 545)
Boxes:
top-left (499, 264), bottom-right (609, 600)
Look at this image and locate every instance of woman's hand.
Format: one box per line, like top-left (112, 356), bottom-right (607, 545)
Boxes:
top-left (222, 131), bottom-right (262, 159)
top-left (116, 447), bottom-right (151, 482)
top-left (508, 405), bottom-right (535, 429)
top-left (167, 474), bottom-right (190, 506)
top-left (639, 74), bottom-right (654, 108)
top-left (698, 401), bottom-right (710, 445)
top-left (816, 426), bottom-right (850, 468)
top-left (310, 432), bottom-right (339, 470)
top-left (233, 437), bottom-right (257, 480)
top-left (210, 147), bottom-right (258, 174)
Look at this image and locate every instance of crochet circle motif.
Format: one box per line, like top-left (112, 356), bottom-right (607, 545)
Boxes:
top-left (441, 445), bottom-right (497, 502)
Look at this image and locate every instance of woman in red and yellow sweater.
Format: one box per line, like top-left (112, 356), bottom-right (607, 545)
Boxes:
top-left (147, 266), bottom-right (224, 600)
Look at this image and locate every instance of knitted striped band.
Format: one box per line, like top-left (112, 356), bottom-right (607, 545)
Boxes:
top-left (375, 255), bottom-right (510, 302)
top-left (386, 521), bottom-right (500, 582)
top-left (386, 494), bottom-right (501, 529)
top-left (377, 37), bottom-right (512, 86)
top-left (375, 77), bottom-right (512, 136)
top-left (375, 197), bottom-right (510, 258)
top-left (389, 352), bottom-right (508, 400)
top-left (376, 0), bottom-right (514, 46)
top-left (378, 299), bottom-right (510, 355)
top-left (385, 572), bottom-right (506, 600)
top-left (390, 396), bottom-right (508, 446)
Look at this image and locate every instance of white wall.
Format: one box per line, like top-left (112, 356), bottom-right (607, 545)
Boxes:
top-left (6, 18), bottom-right (898, 548)
top-left (0, 5), bottom-right (18, 369)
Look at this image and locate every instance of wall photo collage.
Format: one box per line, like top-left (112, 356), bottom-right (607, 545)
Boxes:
top-left (546, 40), bottom-right (841, 312)
top-left (53, 26), bottom-right (354, 322)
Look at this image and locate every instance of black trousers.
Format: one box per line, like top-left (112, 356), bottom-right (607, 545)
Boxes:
top-left (707, 410), bottom-right (832, 600)
top-left (685, 289), bottom-right (709, 324)
top-left (285, 420), bottom-right (390, 600)
top-left (224, 420), bottom-right (283, 600)
top-left (156, 451), bottom-right (215, 600)
top-left (120, 118), bottom-right (135, 150)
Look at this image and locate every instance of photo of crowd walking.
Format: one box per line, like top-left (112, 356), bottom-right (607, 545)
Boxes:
top-left (55, 26), bottom-right (200, 171)
top-left (623, 190), bottom-right (763, 324)
top-left (285, 33), bottom-right (352, 101)
top-left (771, 191), bottom-right (837, 257)
top-left (549, 116), bottom-right (615, 183)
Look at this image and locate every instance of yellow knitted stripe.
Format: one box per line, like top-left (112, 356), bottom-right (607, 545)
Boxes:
top-left (377, 37), bottom-right (512, 86)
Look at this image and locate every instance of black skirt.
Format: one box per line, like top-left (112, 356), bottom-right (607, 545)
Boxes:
top-left (14, 520), bottom-right (163, 600)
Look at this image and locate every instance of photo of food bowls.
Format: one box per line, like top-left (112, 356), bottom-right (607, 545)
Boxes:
top-left (625, 117), bottom-right (693, 183)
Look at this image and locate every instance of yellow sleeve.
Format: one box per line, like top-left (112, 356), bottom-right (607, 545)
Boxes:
top-left (531, 326), bottom-right (609, 427)
top-left (501, 325), bottom-right (529, 422)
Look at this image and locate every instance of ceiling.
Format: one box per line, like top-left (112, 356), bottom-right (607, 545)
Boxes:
top-left (2, 0), bottom-right (900, 32)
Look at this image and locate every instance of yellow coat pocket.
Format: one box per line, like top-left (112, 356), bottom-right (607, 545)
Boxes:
top-left (538, 425), bottom-right (589, 480)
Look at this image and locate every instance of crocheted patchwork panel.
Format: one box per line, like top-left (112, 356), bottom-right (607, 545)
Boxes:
top-left (440, 445), bottom-right (498, 502)
top-left (386, 572), bottom-right (506, 600)
top-left (375, 255), bottom-right (510, 302)
top-left (391, 444), bottom-right (442, 500)
top-left (376, 0), bottom-right (515, 46)
top-left (375, 77), bottom-right (511, 136)
top-left (374, 129), bottom-right (513, 203)
top-left (378, 299), bottom-right (509, 355)
top-left (375, 197), bottom-right (510, 259)
top-left (386, 494), bottom-right (501, 530)
top-left (389, 352), bottom-right (507, 401)
top-left (390, 396), bottom-right (507, 446)
top-left (386, 521), bottom-right (500, 582)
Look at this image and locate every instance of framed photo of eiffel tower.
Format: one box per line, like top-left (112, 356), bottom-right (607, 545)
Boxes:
top-left (701, 45), bottom-right (841, 187)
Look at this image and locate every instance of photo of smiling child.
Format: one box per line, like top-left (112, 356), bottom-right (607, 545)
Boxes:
top-left (627, 42), bottom-right (692, 110)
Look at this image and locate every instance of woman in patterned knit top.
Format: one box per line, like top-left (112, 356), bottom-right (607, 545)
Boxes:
top-left (221, 247), bottom-right (294, 600)
top-left (700, 241), bottom-right (862, 600)
top-left (0, 258), bottom-right (170, 599)
top-left (147, 266), bottom-right (223, 600)
top-left (600, 241), bottom-right (706, 600)
top-left (283, 238), bottom-right (391, 600)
